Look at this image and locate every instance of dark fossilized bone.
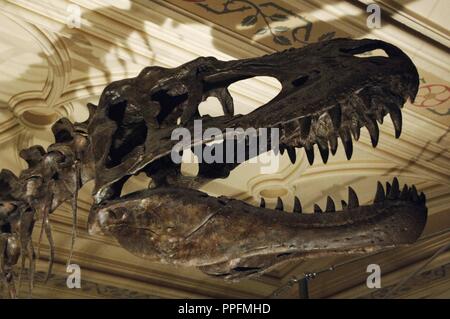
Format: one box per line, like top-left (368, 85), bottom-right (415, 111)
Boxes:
top-left (0, 38), bottom-right (427, 297)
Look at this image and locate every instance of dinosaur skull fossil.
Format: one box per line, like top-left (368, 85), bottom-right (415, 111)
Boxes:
top-left (0, 38), bottom-right (427, 296)
top-left (86, 38), bottom-right (425, 279)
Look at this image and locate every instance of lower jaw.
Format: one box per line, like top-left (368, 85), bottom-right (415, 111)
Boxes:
top-left (88, 184), bottom-right (427, 274)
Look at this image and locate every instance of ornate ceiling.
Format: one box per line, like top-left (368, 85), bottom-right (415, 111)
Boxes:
top-left (0, 0), bottom-right (448, 298)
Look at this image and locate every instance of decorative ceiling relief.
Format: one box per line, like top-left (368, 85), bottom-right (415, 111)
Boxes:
top-left (413, 77), bottom-right (450, 119)
top-left (171, 0), bottom-right (347, 48)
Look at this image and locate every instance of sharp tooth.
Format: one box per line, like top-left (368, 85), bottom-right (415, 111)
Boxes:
top-left (366, 117), bottom-right (379, 147)
top-left (328, 105), bottom-right (341, 131)
top-left (348, 187), bottom-right (359, 209)
top-left (317, 140), bottom-right (329, 164)
top-left (314, 204), bottom-right (323, 213)
top-left (374, 182), bottom-right (385, 203)
top-left (388, 177), bottom-right (400, 199)
top-left (387, 104), bottom-right (402, 138)
top-left (276, 197), bottom-right (284, 210)
top-left (340, 129), bottom-right (353, 160)
top-left (350, 124), bottom-right (361, 141)
top-left (280, 144), bottom-right (286, 155)
top-left (287, 146), bottom-right (296, 164)
top-left (343, 138), bottom-right (353, 160)
top-left (341, 200), bottom-right (348, 210)
top-left (293, 196), bottom-right (302, 214)
top-left (325, 196), bottom-right (335, 212)
top-left (304, 144), bottom-right (315, 165)
top-left (400, 184), bottom-right (409, 200)
top-left (410, 185), bottom-right (419, 202)
top-left (299, 117), bottom-right (312, 139)
top-left (419, 192), bottom-right (426, 203)
top-left (386, 182), bottom-right (391, 195)
top-left (329, 134), bottom-right (338, 155)
top-left (260, 198), bottom-right (266, 208)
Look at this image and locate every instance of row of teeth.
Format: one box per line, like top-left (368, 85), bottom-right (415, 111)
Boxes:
top-left (277, 88), bottom-right (405, 165)
top-left (259, 177), bottom-right (426, 214)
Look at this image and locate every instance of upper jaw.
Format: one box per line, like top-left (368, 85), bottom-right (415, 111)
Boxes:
top-left (88, 178), bottom-right (427, 280)
top-left (89, 38), bottom-right (419, 200)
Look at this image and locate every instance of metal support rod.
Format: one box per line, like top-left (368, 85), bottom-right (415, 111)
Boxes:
top-left (268, 228), bottom-right (450, 299)
top-left (383, 241), bottom-right (450, 298)
top-left (298, 278), bottom-right (309, 299)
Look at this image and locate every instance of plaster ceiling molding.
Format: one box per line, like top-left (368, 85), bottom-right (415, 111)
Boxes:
top-left (2, 14), bottom-right (72, 128)
top-left (365, 0), bottom-right (449, 47)
top-left (163, 0), bottom-right (347, 48)
top-left (0, 16), bottom-right (46, 141)
top-left (245, 155), bottom-right (302, 207)
top-left (61, 34), bottom-right (149, 105)
top-left (6, 131), bottom-right (35, 171)
top-left (144, 0), bottom-right (274, 59)
top-left (73, 0), bottom-right (257, 65)
top-left (1, 0), bottom-right (155, 68)
top-left (417, 181), bottom-right (450, 224)
top-left (12, 269), bottom-right (160, 299)
top-left (0, 105), bottom-right (23, 144)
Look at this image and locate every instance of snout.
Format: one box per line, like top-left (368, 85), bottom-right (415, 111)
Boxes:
top-left (87, 206), bottom-right (126, 235)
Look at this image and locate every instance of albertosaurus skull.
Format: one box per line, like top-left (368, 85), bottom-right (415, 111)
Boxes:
top-left (86, 38), bottom-right (425, 280)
